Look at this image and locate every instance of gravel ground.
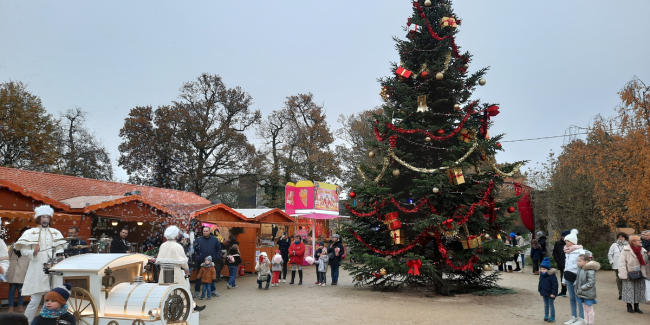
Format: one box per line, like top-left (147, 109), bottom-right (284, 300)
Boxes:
top-left (197, 266), bottom-right (650, 324)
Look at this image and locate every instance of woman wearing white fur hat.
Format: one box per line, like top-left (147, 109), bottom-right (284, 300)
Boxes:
top-left (562, 229), bottom-right (592, 325)
top-left (13, 205), bottom-right (67, 324)
top-left (155, 226), bottom-right (190, 288)
top-left (0, 218), bottom-right (10, 278)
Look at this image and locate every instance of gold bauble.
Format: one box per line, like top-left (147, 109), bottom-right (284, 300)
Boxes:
top-left (436, 72), bottom-right (444, 81)
top-left (424, 0), bottom-right (432, 7)
top-left (356, 276), bottom-right (363, 281)
top-left (392, 169), bottom-right (401, 177)
top-left (453, 104), bottom-right (460, 110)
top-left (483, 264), bottom-right (492, 271)
top-left (368, 151), bottom-right (376, 158)
top-left (432, 187), bottom-right (440, 193)
top-left (463, 63), bottom-right (469, 69)
top-left (425, 136), bottom-right (431, 142)
top-left (479, 78), bottom-right (486, 86)
top-left (380, 268), bottom-right (387, 276)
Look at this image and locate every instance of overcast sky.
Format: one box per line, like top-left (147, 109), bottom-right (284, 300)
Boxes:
top-left (2, 0), bottom-right (649, 182)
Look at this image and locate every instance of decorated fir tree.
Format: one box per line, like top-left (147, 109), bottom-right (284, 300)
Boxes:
top-left (341, 0), bottom-right (525, 292)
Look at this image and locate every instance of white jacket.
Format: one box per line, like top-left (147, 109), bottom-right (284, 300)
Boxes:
top-left (607, 242), bottom-right (626, 270)
top-left (0, 239), bottom-right (9, 275)
top-left (563, 246), bottom-right (591, 284)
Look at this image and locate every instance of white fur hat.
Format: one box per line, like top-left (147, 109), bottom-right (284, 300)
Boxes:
top-left (564, 229), bottom-right (579, 245)
top-left (34, 205), bottom-right (54, 218)
top-left (164, 226), bottom-right (180, 240)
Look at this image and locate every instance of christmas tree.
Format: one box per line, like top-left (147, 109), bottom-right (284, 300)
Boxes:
top-left (342, 0), bottom-right (525, 293)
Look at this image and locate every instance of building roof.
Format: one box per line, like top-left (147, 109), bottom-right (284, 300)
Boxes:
top-left (235, 208), bottom-right (297, 223)
top-left (0, 167), bottom-right (210, 206)
top-left (0, 179), bottom-right (70, 210)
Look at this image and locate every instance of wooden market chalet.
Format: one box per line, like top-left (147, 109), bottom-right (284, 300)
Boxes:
top-left (0, 167), bottom-right (308, 301)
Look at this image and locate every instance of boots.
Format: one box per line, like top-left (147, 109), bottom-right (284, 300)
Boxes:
top-left (258, 280), bottom-right (263, 289)
top-left (265, 282), bottom-right (270, 290)
top-left (627, 303), bottom-right (634, 313)
top-left (289, 271), bottom-right (295, 284)
top-left (634, 303), bottom-right (643, 314)
top-left (298, 270), bottom-right (303, 285)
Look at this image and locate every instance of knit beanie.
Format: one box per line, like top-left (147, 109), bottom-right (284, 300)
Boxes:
top-left (536, 231), bottom-right (544, 237)
top-left (45, 284), bottom-right (72, 305)
top-left (540, 257), bottom-right (551, 270)
top-left (509, 232), bottom-right (516, 239)
top-left (561, 230), bottom-right (571, 237)
top-left (564, 229), bottom-right (579, 245)
top-left (205, 256), bottom-right (212, 262)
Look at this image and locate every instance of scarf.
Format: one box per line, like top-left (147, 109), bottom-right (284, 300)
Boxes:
top-left (617, 240), bottom-right (628, 249)
top-left (631, 245), bottom-right (646, 266)
top-left (564, 244), bottom-right (583, 254)
top-left (40, 304), bottom-right (69, 318)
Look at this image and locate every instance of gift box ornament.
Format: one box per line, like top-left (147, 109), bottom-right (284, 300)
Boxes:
top-left (396, 67), bottom-right (413, 79)
top-left (457, 128), bottom-right (475, 143)
top-left (383, 212), bottom-right (402, 230)
top-left (440, 17), bottom-right (458, 30)
top-left (461, 235), bottom-right (482, 249)
top-left (447, 167), bottom-right (465, 185)
top-left (391, 229), bottom-right (403, 245)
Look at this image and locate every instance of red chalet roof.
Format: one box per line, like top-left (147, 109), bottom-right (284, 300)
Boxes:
top-left (0, 167), bottom-right (210, 207)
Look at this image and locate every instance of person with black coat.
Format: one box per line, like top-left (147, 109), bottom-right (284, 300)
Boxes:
top-left (552, 230), bottom-right (570, 297)
top-left (328, 234), bottom-right (345, 285)
top-left (537, 231), bottom-right (548, 257)
top-left (538, 257), bottom-right (558, 322)
top-left (225, 244), bottom-right (242, 289)
top-left (110, 228), bottom-right (130, 253)
top-left (277, 233), bottom-right (291, 283)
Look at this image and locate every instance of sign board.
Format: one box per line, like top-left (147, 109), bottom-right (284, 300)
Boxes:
top-left (285, 181), bottom-right (340, 216)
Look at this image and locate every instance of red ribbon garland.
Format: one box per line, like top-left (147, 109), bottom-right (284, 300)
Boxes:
top-left (349, 226), bottom-right (434, 256)
top-left (374, 123), bottom-right (388, 142)
top-left (452, 181), bottom-right (494, 225)
top-left (481, 105), bottom-right (500, 137)
top-left (389, 197), bottom-right (439, 215)
top-left (412, 2), bottom-right (469, 63)
top-left (383, 102), bottom-right (475, 141)
top-left (344, 201), bottom-right (387, 217)
top-left (434, 229), bottom-right (480, 271)
top-left (407, 259), bottom-right (422, 276)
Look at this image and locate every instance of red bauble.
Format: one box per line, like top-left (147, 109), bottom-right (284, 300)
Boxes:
top-left (497, 142), bottom-right (502, 147)
top-left (507, 206), bottom-right (515, 213)
top-left (436, 129), bottom-right (445, 135)
top-left (420, 71), bottom-right (429, 78)
top-left (349, 191), bottom-right (356, 199)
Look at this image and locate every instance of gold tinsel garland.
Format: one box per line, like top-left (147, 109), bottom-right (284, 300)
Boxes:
top-left (441, 52), bottom-right (452, 74)
top-left (387, 139), bottom-right (478, 173)
top-left (357, 157), bottom-right (390, 183)
top-left (481, 149), bottom-right (524, 177)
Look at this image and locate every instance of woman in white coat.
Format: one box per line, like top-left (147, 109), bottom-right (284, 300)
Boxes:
top-left (607, 232), bottom-right (628, 300)
top-left (562, 229), bottom-right (591, 325)
top-left (155, 226), bottom-right (189, 288)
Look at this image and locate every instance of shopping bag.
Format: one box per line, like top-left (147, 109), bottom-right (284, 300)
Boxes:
top-left (516, 255), bottom-right (522, 263)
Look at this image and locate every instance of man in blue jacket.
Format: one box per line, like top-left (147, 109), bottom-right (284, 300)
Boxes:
top-left (193, 226), bottom-right (221, 298)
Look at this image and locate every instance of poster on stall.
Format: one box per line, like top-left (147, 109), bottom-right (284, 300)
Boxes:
top-left (314, 181), bottom-right (340, 212)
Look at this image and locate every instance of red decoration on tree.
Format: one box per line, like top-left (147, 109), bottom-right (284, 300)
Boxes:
top-left (383, 102), bottom-right (476, 141)
top-left (452, 181), bottom-right (495, 225)
top-left (407, 259), bottom-right (422, 276)
top-left (434, 229), bottom-right (480, 271)
top-left (412, 1), bottom-right (469, 63)
top-left (349, 226), bottom-right (435, 256)
top-left (442, 219), bottom-right (454, 229)
top-left (389, 135), bottom-right (398, 148)
top-left (372, 272), bottom-right (381, 278)
top-left (436, 129), bottom-right (445, 135)
top-left (497, 143), bottom-right (502, 148)
top-left (507, 206), bottom-right (515, 213)
top-left (420, 71), bottom-right (429, 78)
top-left (349, 191), bottom-right (356, 199)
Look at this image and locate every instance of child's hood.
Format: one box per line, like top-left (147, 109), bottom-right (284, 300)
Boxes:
top-left (201, 261), bottom-right (215, 267)
top-left (544, 268), bottom-right (557, 276)
top-left (582, 260), bottom-right (601, 271)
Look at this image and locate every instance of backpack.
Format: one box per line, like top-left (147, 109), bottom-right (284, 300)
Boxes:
top-left (227, 255), bottom-right (235, 263)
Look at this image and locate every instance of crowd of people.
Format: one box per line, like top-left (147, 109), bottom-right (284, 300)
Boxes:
top-left (532, 229), bottom-right (650, 324)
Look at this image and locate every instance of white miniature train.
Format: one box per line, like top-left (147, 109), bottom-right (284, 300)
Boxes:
top-left (49, 253), bottom-right (199, 325)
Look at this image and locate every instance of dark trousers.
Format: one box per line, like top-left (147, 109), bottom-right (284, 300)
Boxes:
top-left (533, 260), bottom-right (540, 272)
top-left (513, 254), bottom-right (521, 270)
top-left (330, 264), bottom-right (340, 282)
top-left (282, 258), bottom-right (288, 279)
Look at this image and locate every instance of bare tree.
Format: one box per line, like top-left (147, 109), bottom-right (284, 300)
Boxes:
top-left (56, 108), bottom-right (113, 180)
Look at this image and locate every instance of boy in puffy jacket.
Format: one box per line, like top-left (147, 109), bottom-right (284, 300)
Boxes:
top-left (196, 256), bottom-right (217, 300)
top-left (538, 257), bottom-right (558, 322)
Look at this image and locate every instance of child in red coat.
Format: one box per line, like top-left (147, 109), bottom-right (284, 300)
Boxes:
top-left (288, 234), bottom-right (305, 285)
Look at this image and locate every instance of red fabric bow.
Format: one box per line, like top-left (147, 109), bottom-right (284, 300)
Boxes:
top-left (487, 105), bottom-right (500, 117)
top-left (407, 259), bottom-right (422, 276)
top-left (372, 272), bottom-right (381, 278)
top-left (442, 219), bottom-right (454, 229)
